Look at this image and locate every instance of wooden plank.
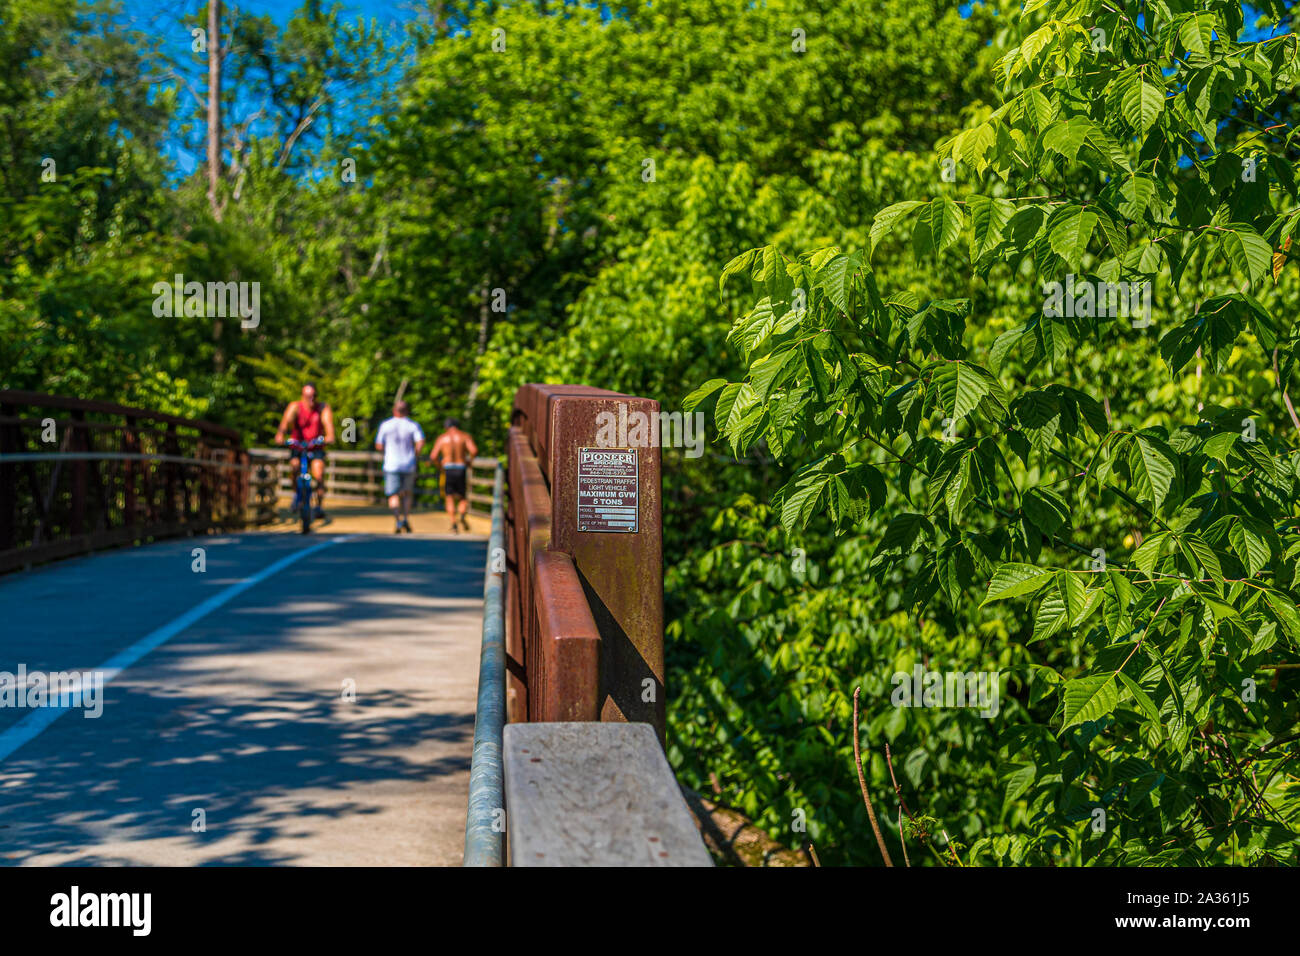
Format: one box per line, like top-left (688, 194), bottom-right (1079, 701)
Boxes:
top-left (502, 722), bottom-right (713, 867)
top-left (248, 447), bottom-right (382, 461)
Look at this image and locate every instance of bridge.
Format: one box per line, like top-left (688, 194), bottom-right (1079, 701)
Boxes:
top-left (0, 386), bottom-right (714, 867)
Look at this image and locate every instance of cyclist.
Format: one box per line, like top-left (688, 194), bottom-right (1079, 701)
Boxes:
top-left (274, 383), bottom-right (335, 519)
top-left (429, 417), bottom-right (477, 533)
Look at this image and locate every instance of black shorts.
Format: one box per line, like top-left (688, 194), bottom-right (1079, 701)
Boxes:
top-left (444, 465), bottom-right (467, 498)
top-left (288, 448), bottom-right (326, 463)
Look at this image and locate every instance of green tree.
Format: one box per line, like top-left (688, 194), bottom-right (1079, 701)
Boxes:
top-left (693, 0), bottom-right (1300, 864)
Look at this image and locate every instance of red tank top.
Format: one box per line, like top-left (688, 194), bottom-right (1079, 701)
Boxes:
top-left (293, 401), bottom-right (323, 442)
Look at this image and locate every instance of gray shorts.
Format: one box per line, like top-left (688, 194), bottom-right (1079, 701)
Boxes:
top-left (384, 470), bottom-right (415, 496)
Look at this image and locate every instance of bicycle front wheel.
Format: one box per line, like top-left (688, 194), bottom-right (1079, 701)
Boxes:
top-left (299, 476), bottom-right (313, 533)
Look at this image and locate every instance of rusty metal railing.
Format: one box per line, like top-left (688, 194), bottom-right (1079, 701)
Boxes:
top-left (505, 384), bottom-right (665, 738)
top-left (0, 391), bottom-right (247, 573)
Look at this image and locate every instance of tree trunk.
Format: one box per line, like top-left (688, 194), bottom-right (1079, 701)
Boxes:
top-left (207, 0), bottom-right (222, 222)
top-left (463, 278), bottom-right (491, 421)
top-left (207, 0), bottom-right (224, 374)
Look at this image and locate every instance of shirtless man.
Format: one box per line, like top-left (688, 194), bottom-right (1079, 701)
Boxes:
top-left (429, 418), bottom-right (477, 533)
top-left (273, 383), bottom-right (336, 518)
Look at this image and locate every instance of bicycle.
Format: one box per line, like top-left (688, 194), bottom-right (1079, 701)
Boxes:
top-left (286, 436), bottom-right (325, 534)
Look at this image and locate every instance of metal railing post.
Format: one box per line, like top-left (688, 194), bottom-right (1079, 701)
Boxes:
top-left (504, 384), bottom-right (666, 741)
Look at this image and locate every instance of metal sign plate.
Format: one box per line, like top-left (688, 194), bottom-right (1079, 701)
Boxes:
top-left (577, 447), bottom-right (638, 533)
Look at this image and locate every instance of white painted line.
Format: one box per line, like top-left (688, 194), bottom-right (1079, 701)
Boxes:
top-left (0, 536), bottom-right (351, 764)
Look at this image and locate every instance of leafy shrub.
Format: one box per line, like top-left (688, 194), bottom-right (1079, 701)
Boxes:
top-left (681, 0), bottom-right (1300, 865)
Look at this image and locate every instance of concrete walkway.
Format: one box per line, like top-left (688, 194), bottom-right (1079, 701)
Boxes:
top-left (265, 500), bottom-right (492, 537)
top-left (0, 529), bottom-right (486, 865)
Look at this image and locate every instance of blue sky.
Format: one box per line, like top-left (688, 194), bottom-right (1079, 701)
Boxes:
top-left (117, 1), bottom-right (421, 176)
top-left (121, 0), bottom-right (421, 29)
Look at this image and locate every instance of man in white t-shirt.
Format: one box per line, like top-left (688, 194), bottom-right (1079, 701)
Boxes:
top-left (374, 401), bottom-right (425, 533)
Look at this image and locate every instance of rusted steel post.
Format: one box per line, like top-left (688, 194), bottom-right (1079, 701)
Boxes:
top-left (512, 384), bottom-right (666, 741)
top-left (196, 438), bottom-right (211, 524)
top-left (235, 446), bottom-right (250, 525)
top-left (504, 428), bottom-right (528, 723)
top-left (0, 402), bottom-right (16, 551)
top-left (514, 430), bottom-right (557, 720)
top-left (549, 392), bottom-right (665, 739)
top-left (70, 409), bottom-right (87, 536)
top-left (123, 417), bottom-right (138, 531)
top-left (163, 423), bottom-right (179, 525)
top-left (533, 550), bottom-right (601, 721)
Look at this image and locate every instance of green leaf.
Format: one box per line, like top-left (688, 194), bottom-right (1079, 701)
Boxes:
top-left (1131, 531), bottom-right (1168, 576)
top-left (1179, 533), bottom-right (1223, 583)
top-left (1202, 431), bottom-right (1237, 464)
top-left (750, 347), bottom-right (797, 403)
top-left (969, 195), bottom-right (1016, 265)
top-left (682, 378), bottom-right (726, 413)
top-left (1071, 586), bottom-right (1105, 629)
top-left (1004, 763), bottom-right (1037, 805)
top-left (912, 197), bottom-right (964, 257)
top-left (1221, 224), bottom-right (1272, 288)
top-left (1179, 12), bottom-right (1215, 56)
top-left (1228, 517), bottom-right (1271, 577)
top-left (719, 249), bottom-right (758, 291)
top-left (1022, 487), bottom-right (1070, 536)
top-left (1016, 93), bottom-right (1055, 137)
top-left (1019, 23), bottom-right (1056, 70)
top-left (779, 476), bottom-right (828, 535)
top-left (990, 325), bottom-right (1025, 373)
top-left (1251, 621), bottom-right (1279, 654)
top-left (983, 563), bottom-right (1055, 605)
top-left (1093, 208), bottom-right (1129, 256)
top-left (877, 512), bottom-right (929, 554)
top-left (728, 297), bottom-right (776, 360)
top-left (754, 245), bottom-right (784, 283)
top-left (869, 200), bottom-right (925, 255)
top-left (1048, 206), bottom-right (1099, 269)
top-left (1031, 584), bottom-right (1070, 642)
top-left (1130, 434), bottom-right (1178, 511)
top-left (714, 382), bottom-right (742, 435)
top-left (934, 362), bottom-right (991, 424)
top-left (1061, 673), bottom-right (1119, 729)
top-left (1116, 671), bottom-right (1160, 722)
top-left (1120, 72), bottom-right (1164, 134)
top-left (1264, 591), bottom-right (1300, 644)
top-left (1042, 116), bottom-right (1095, 165)
top-left (817, 253), bottom-right (865, 317)
top-left (807, 246), bottom-right (841, 271)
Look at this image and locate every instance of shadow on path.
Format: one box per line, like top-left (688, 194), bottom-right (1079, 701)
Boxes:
top-left (0, 534), bottom-right (486, 866)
